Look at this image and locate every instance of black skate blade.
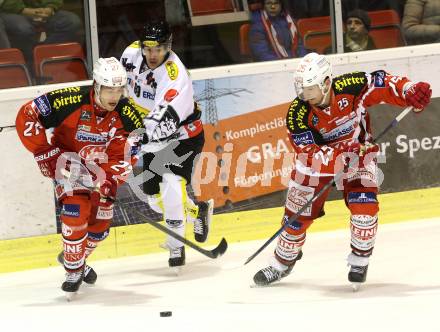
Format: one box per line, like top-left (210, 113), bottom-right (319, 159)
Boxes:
top-left (208, 238), bottom-right (228, 258)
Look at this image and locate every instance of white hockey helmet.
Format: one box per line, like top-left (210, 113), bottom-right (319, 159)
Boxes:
top-left (93, 57), bottom-right (127, 87)
top-left (93, 57), bottom-right (127, 103)
top-left (293, 52), bottom-right (332, 100)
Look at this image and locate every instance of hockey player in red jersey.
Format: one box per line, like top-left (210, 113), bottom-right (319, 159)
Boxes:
top-left (16, 57), bottom-right (144, 297)
top-left (253, 52), bottom-right (432, 288)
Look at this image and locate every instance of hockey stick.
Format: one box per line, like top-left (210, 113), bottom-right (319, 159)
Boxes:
top-left (0, 125), bottom-right (16, 133)
top-left (244, 106), bottom-right (414, 265)
top-left (133, 209), bottom-right (228, 259)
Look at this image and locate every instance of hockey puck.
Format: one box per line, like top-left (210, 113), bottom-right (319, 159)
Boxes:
top-left (160, 311), bottom-right (172, 317)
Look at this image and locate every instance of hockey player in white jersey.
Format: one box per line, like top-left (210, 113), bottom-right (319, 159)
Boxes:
top-left (120, 21), bottom-right (214, 268)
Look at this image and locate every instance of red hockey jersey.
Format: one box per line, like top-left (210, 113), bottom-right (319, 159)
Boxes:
top-left (16, 86), bottom-right (144, 184)
top-left (286, 70), bottom-right (412, 176)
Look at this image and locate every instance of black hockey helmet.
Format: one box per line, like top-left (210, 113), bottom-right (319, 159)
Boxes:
top-left (141, 21), bottom-right (172, 49)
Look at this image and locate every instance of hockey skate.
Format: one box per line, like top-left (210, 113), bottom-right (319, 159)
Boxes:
top-left (62, 270), bottom-right (84, 301)
top-left (57, 251), bottom-right (97, 284)
top-left (194, 199), bottom-right (214, 243)
top-left (253, 251), bottom-right (303, 287)
top-left (347, 253), bottom-right (369, 291)
top-left (168, 246), bottom-right (185, 274)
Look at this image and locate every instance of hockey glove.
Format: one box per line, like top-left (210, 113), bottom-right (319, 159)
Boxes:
top-left (344, 141), bottom-right (379, 173)
top-left (405, 82), bottom-right (432, 112)
top-left (91, 175), bottom-right (117, 208)
top-left (34, 146), bottom-right (62, 179)
top-left (346, 141), bottom-right (380, 157)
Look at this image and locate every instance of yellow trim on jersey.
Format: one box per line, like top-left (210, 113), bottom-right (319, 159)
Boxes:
top-left (129, 41), bottom-right (141, 49)
top-left (0, 187), bottom-right (439, 273)
top-left (128, 97), bottom-right (150, 117)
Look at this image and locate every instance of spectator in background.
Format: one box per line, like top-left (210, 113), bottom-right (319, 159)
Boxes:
top-left (0, 0), bottom-right (81, 64)
top-left (0, 17), bottom-right (10, 48)
top-left (402, 0), bottom-right (440, 45)
top-left (342, 0), bottom-right (406, 19)
top-left (249, 0), bottom-right (306, 61)
top-left (325, 9), bottom-right (376, 54)
top-left (343, 9), bottom-right (376, 52)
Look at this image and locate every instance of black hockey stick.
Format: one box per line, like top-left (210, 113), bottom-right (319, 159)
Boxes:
top-left (244, 106), bottom-right (414, 265)
top-left (133, 209), bottom-right (228, 259)
top-left (0, 125), bottom-right (16, 133)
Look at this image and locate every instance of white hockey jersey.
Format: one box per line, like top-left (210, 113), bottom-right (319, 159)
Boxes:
top-left (120, 41), bottom-right (202, 145)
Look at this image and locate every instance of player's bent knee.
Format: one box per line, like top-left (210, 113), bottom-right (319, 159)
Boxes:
top-left (60, 195), bottom-right (91, 240)
top-left (347, 191), bottom-right (379, 216)
top-left (282, 214), bottom-right (313, 235)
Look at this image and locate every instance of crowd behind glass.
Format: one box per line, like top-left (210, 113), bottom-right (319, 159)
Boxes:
top-left (0, 0), bottom-right (438, 88)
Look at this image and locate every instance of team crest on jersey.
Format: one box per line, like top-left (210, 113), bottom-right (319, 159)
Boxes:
top-left (33, 95), bottom-right (51, 117)
top-left (165, 61), bottom-right (179, 80)
top-left (78, 145), bottom-right (107, 160)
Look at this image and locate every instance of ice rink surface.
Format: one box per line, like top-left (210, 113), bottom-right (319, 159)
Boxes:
top-left (0, 218), bottom-right (439, 332)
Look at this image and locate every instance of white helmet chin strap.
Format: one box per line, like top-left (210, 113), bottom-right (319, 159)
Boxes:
top-left (93, 83), bottom-right (105, 109)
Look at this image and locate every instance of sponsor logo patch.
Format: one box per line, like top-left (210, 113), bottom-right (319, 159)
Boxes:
top-left (166, 219), bottom-right (183, 227)
top-left (33, 95), bottom-right (51, 117)
top-left (165, 61), bottom-right (179, 80)
top-left (285, 182), bottom-right (314, 217)
top-left (61, 204), bottom-right (80, 218)
top-left (80, 110), bottom-right (91, 121)
top-left (61, 223), bottom-right (73, 237)
top-left (291, 131), bottom-right (315, 146)
top-left (374, 71), bottom-right (386, 87)
top-left (348, 192), bottom-right (377, 204)
top-left (283, 215), bottom-right (303, 230)
top-left (78, 124), bottom-right (91, 132)
top-left (75, 131), bottom-right (107, 143)
top-left (164, 89), bottom-right (179, 102)
top-left (322, 119), bottom-right (355, 141)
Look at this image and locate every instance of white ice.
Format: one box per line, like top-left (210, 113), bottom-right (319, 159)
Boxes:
top-left (0, 218), bottom-right (439, 332)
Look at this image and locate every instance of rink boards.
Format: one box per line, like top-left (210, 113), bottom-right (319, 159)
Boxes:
top-left (0, 186), bottom-right (439, 273)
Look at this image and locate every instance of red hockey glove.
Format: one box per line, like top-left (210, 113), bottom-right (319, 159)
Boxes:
top-left (34, 146), bottom-right (62, 178)
top-left (405, 82), bottom-right (432, 112)
top-left (344, 141), bottom-right (379, 173)
top-left (91, 176), bottom-right (117, 208)
top-left (346, 142), bottom-right (379, 157)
